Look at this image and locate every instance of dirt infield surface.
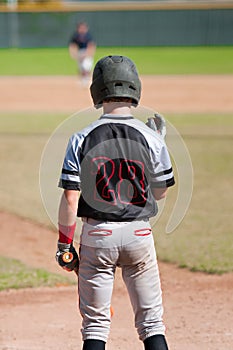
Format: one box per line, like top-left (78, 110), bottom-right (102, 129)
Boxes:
top-left (0, 211), bottom-right (233, 350)
top-left (1, 75), bottom-right (233, 113)
top-left (0, 75), bottom-right (233, 350)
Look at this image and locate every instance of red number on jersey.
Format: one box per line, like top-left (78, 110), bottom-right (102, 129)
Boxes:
top-left (91, 157), bottom-right (146, 206)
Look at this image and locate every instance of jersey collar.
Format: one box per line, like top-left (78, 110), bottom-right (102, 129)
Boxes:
top-left (100, 114), bottom-right (134, 120)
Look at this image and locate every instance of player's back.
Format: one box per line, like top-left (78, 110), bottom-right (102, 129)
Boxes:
top-left (76, 115), bottom-right (169, 221)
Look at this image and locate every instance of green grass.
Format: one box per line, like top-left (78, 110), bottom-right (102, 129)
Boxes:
top-left (155, 134), bottom-right (233, 274)
top-left (0, 112), bottom-right (233, 274)
top-left (0, 46), bottom-right (233, 75)
top-left (0, 256), bottom-right (73, 291)
top-left (0, 112), bottom-right (67, 134)
top-left (155, 114), bottom-right (233, 274)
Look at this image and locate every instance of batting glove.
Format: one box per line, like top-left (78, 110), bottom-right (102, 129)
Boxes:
top-left (56, 242), bottom-right (79, 273)
top-left (146, 113), bottom-right (166, 139)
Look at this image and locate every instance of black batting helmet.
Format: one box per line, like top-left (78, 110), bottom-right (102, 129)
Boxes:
top-left (90, 55), bottom-right (141, 108)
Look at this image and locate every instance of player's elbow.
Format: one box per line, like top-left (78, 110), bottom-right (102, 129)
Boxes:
top-left (64, 189), bottom-right (79, 207)
top-left (152, 188), bottom-right (168, 201)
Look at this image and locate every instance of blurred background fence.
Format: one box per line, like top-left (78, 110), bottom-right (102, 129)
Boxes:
top-left (0, 1), bottom-right (233, 48)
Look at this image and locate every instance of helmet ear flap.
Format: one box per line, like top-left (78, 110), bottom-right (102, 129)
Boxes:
top-left (90, 55), bottom-right (141, 108)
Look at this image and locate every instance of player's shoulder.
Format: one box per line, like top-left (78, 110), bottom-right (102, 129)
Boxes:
top-left (129, 118), bottom-right (149, 131)
top-left (70, 32), bottom-right (79, 42)
top-left (129, 118), bottom-right (165, 144)
top-left (70, 119), bottom-right (104, 141)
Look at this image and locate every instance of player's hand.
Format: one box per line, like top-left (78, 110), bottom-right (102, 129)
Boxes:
top-left (146, 113), bottom-right (166, 139)
top-left (56, 242), bottom-right (79, 272)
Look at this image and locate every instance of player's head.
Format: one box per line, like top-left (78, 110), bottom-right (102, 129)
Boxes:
top-left (90, 55), bottom-right (141, 109)
top-left (77, 21), bottom-right (89, 34)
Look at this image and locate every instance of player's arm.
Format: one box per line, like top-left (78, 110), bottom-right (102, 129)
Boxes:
top-left (86, 40), bottom-right (96, 57)
top-left (56, 189), bottom-right (80, 272)
top-left (146, 113), bottom-right (175, 200)
top-left (56, 134), bottom-right (82, 272)
top-left (152, 187), bottom-right (168, 201)
top-left (58, 189), bottom-right (79, 228)
top-left (69, 42), bottom-right (78, 60)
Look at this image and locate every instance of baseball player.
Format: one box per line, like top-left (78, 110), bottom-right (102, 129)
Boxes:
top-left (69, 21), bottom-right (96, 86)
top-left (56, 56), bottom-right (175, 350)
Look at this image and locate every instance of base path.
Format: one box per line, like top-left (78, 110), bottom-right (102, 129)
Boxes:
top-left (1, 75), bottom-right (233, 113)
top-left (0, 211), bottom-right (232, 350)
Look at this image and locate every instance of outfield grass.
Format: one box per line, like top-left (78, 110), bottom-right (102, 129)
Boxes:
top-left (0, 256), bottom-right (73, 290)
top-left (0, 112), bottom-right (232, 274)
top-left (0, 46), bottom-right (233, 75)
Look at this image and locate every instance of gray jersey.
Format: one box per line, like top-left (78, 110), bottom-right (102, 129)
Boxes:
top-left (59, 114), bottom-right (174, 221)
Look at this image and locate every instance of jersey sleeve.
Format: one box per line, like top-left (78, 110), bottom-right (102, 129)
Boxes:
top-left (69, 33), bottom-right (77, 45)
top-left (87, 32), bottom-right (94, 43)
top-left (150, 141), bottom-right (175, 188)
top-left (58, 134), bottom-right (81, 190)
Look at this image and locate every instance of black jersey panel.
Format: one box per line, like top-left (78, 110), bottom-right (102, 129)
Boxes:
top-left (77, 123), bottom-right (158, 220)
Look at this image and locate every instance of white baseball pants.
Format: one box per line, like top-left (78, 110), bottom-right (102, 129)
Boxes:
top-left (78, 218), bottom-right (166, 342)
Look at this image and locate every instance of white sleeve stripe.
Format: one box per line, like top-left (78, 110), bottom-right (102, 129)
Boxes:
top-left (151, 177), bottom-right (175, 188)
top-left (153, 167), bottom-right (173, 178)
top-left (62, 168), bottom-right (79, 176)
top-left (60, 174), bottom-right (80, 182)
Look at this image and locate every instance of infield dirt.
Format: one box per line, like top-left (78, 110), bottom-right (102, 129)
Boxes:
top-left (0, 75), bottom-right (233, 350)
top-left (1, 75), bottom-right (233, 113)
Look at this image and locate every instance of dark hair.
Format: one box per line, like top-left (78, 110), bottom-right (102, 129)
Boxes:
top-left (103, 97), bottom-right (133, 104)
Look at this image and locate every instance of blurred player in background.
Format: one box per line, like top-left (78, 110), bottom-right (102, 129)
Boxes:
top-left (69, 21), bottom-right (96, 86)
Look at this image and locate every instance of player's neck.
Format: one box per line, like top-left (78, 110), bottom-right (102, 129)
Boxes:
top-left (103, 102), bottom-right (132, 115)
